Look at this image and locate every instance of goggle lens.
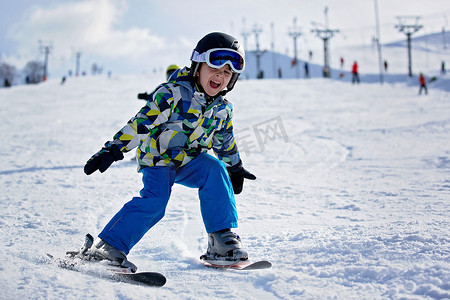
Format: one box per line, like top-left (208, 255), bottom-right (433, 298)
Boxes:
top-left (208, 50), bottom-right (245, 72)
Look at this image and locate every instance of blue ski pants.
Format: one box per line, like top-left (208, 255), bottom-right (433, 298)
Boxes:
top-left (98, 153), bottom-right (238, 254)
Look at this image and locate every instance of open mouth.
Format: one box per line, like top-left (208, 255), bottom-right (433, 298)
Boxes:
top-left (210, 80), bottom-right (221, 89)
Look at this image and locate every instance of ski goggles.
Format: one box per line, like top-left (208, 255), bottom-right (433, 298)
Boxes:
top-left (191, 48), bottom-right (245, 73)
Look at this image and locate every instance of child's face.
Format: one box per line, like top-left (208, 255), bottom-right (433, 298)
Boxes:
top-left (197, 63), bottom-right (233, 97)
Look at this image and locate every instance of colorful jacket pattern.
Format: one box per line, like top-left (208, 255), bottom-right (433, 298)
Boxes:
top-left (105, 67), bottom-right (241, 171)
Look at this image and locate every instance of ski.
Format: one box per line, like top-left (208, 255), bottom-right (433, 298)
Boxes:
top-left (46, 253), bottom-right (166, 287)
top-left (46, 233), bottom-right (166, 287)
top-left (111, 271), bottom-right (166, 287)
top-left (200, 258), bottom-right (272, 270)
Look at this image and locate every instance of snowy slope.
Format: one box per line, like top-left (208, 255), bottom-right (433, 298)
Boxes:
top-left (243, 31), bottom-right (450, 90)
top-left (1, 71), bottom-right (449, 299)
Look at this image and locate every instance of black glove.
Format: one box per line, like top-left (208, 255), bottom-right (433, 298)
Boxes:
top-left (227, 160), bottom-right (256, 194)
top-left (84, 144), bottom-right (124, 175)
top-left (137, 92), bottom-right (151, 100)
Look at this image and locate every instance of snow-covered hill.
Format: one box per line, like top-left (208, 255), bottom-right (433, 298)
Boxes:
top-left (242, 31), bottom-right (450, 91)
top-left (1, 71), bottom-right (449, 299)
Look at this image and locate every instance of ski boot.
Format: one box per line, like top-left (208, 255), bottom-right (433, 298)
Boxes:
top-left (67, 234), bottom-right (137, 273)
top-left (66, 233), bottom-right (94, 259)
top-left (200, 229), bottom-right (248, 264)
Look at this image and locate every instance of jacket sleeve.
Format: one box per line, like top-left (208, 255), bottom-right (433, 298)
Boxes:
top-left (105, 84), bottom-right (174, 152)
top-left (212, 103), bottom-right (241, 167)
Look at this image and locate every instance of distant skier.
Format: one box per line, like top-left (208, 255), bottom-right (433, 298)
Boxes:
top-left (165, 64), bottom-right (180, 81)
top-left (351, 61), bottom-right (360, 84)
top-left (384, 60), bottom-right (388, 72)
top-left (418, 72), bottom-right (428, 95)
top-left (304, 62), bottom-right (310, 78)
top-left (78, 32), bottom-right (255, 270)
top-left (441, 61), bottom-right (446, 76)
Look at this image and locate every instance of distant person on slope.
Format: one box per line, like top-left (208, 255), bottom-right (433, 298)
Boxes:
top-left (165, 64), bottom-right (180, 80)
top-left (418, 73), bottom-right (428, 95)
top-left (75, 32), bottom-right (256, 270)
top-left (351, 61), bottom-right (360, 84)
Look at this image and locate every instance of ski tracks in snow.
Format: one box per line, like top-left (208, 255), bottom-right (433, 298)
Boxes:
top-left (1, 76), bottom-right (449, 299)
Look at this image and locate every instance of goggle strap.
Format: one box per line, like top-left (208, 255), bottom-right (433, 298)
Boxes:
top-left (191, 50), bottom-right (207, 63)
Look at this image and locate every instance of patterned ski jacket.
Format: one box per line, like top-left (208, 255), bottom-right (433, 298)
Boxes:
top-left (105, 67), bottom-right (241, 171)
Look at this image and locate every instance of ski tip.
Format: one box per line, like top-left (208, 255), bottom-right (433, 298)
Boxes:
top-left (242, 260), bottom-right (272, 270)
top-left (116, 272), bottom-right (167, 287)
top-left (201, 259), bottom-right (272, 270)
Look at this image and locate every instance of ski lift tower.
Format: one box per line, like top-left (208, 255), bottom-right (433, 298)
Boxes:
top-left (241, 17), bottom-right (251, 52)
top-left (252, 23), bottom-right (264, 79)
top-left (75, 51), bottom-right (82, 76)
top-left (443, 16), bottom-right (448, 50)
top-left (395, 16), bottom-right (423, 77)
top-left (39, 40), bottom-right (53, 81)
top-left (71, 48), bottom-right (83, 77)
top-left (288, 17), bottom-right (302, 78)
top-left (311, 7), bottom-right (339, 78)
top-left (374, 0), bottom-right (384, 84)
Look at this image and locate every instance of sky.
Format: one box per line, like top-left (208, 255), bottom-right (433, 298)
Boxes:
top-left (1, 0), bottom-right (449, 77)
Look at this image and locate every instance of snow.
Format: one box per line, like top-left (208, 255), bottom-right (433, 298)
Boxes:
top-left (1, 44), bottom-right (450, 299)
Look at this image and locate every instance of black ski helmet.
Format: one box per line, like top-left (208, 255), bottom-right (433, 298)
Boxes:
top-left (190, 32), bottom-right (245, 93)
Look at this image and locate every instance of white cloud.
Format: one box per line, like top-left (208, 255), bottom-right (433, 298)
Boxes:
top-left (7, 0), bottom-right (166, 67)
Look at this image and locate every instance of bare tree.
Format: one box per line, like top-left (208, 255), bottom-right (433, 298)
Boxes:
top-left (23, 60), bottom-right (45, 84)
top-left (0, 63), bottom-right (17, 87)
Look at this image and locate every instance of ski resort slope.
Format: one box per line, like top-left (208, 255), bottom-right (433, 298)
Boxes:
top-left (0, 73), bottom-right (449, 299)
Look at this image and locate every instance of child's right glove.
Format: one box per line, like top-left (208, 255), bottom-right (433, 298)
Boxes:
top-left (227, 160), bottom-right (256, 194)
top-left (84, 144), bottom-right (124, 175)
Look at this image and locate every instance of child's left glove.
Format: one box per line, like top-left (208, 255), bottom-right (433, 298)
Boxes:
top-left (227, 160), bottom-right (256, 194)
top-left (84, 144), bottom-right (124, 175)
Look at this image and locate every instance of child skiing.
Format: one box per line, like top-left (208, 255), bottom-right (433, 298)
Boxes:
top-left (75, 32), bottom-right (256, 270)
